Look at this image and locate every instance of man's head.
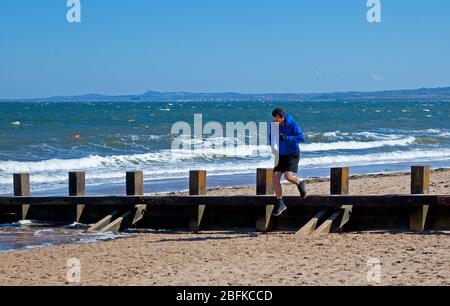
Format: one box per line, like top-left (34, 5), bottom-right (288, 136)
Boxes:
top-left (272, 108), bottom-right (286, 124)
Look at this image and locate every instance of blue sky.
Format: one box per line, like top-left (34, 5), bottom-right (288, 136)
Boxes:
top-left (1, 0), bottom-right (450, 98)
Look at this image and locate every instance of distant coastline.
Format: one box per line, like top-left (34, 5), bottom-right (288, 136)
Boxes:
top-left (1, 86), bottom-right (450, 103)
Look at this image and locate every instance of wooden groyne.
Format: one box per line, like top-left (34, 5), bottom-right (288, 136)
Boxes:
top-left (0, 166), bottom-right (449, 234)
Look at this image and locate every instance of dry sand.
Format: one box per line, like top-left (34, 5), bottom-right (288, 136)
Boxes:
top-left (0, 169), bottom-right (449, 286)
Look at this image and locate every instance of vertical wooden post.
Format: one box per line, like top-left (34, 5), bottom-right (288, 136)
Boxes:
top-left (13, 173), bottom-right (30, 220)
top-left (69, 172), bottom-right (85, 223)
top-left (410, 165), bottom-right (430, 232)
top-left (330, 167), bottom-right (349, 195)
top-left (126, 171), bottom-right (146, 227)
top-left (256, 168), bottom-right (274, 232)
top-left (331, 167), bottom-right (352, 231)
top-left (189, 170), bottom-right (207, 232)
top-left (126, 171), bottom-right (144, 196)
top-left (313, 167), bottom-right (351, 236)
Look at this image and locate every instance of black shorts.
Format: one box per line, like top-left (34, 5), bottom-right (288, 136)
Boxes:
top-left (274, 152), bottom-right (300, 173)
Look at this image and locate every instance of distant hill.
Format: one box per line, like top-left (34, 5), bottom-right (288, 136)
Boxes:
top-left (2, 87), bottom-right (450, 102)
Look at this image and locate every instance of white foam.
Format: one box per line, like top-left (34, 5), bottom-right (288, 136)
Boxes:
top-left (78, 231), bottom-right (120, 244)
top-left (422, 129), bottom-right (450, 137)
top-left (23, 243), bottom-right (54, 250)
top-left (0, 145), bottom-right (272, 174)
top-left (65, 222), bottom-right (88, 229)
top-left (322, 131), bottom-right (341, 137)
top-left (299, 149), bottom-right (450, 167)
top-left (427, 129), bottom-right (442, 133)
top-left (302, 137), bottom-right (416, 152)
top-left (308, 131), bottom-right (407, 141)
top-left (16, 220), bottom-right (33, 225)
top-left (34, 229), bottom-right (55, 237)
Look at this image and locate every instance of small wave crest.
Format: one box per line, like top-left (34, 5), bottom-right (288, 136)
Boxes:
top-left (300, 148), bottom-right (450, 167)
top-left (302, 136), bottom-right (416, 152)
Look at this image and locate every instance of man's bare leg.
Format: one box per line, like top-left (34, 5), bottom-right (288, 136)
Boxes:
top-left (273, 172), bottom-right (284, 199)
top-left (284, 171), bottom-right (300, 185)
top-left (285, 171), bottom-right (307, 198)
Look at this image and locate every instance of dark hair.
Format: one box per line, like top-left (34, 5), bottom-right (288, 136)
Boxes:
top-left (272, 108), bottom-right (286, 118)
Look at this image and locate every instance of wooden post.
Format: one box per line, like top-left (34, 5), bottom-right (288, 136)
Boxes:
top-left (313, 167), bottom-right (351, 236)
top-left (69, 172), bottom-right (85, 223)
top-left (189, 170), bottom-right (207, 232)
top-left (330, 167), bottom-right (349, 195)
top-left (126, 171), bottom-right (144, 196)
top-left (410, 165), bottom-right (430, 232)
top-left (13, 173), bottom-right (30, 220)
top-left (256, 168), bottom-right (274, 232)
top-left (125, 171), bottom-right (146, 227)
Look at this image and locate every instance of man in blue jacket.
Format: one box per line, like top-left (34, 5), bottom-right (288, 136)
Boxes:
top-left (271, 108), bottom-right (307, 216)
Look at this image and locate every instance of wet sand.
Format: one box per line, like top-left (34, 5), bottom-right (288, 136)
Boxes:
top-left (0, 168), bottom-right (449, 286)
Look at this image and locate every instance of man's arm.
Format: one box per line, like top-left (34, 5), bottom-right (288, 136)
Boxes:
top-left (284, 122), bottom-right (305, 144)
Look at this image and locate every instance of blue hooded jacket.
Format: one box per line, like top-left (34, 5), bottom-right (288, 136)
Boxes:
top-left (272, 114), bottom-right (305, 156)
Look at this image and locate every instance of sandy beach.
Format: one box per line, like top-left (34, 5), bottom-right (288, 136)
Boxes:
top-left (0, 169), bottom-right (449, 286)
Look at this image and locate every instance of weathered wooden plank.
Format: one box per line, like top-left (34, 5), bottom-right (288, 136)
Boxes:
top-left (312, 205), bottom-right (354, 236)
top-left (87, 211), bottom-right (121, 232)
top-left (13, 173), bottom-right (30, 220)
top-left (313, 167), bottom-right (351, 235)
top-left (99, 205), bottom-right (146, 233)
top-left (99, 214), bottom-right (127, 233)
top-left (189, 170), bottom-right (207, 232)
top-left (410, 166), bottom-right (430, 232)
top-left (256, 168), bottom-right (275, 232)
top-left (1, 195), bottom-right (446, 207)
top-left (295, 209), bottom-right (330, 236)
top-left (312, 209), bottom-right (343, 236)
top-left (69, 172), bottom-right (85, 223)
top-left (88, 171), bottom-right (147, 233)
